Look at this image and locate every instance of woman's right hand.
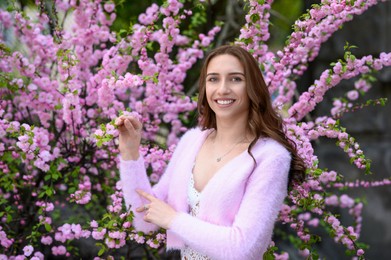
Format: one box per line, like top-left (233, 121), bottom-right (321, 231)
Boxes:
top-left (115, 115), bottom-right (142, 161)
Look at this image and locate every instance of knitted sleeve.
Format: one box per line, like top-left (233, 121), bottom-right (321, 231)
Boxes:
top-left (119, 128), bottom-right (197, 233)
top-left (119, 156), bottom-right (158, 233)
top-left (169, 146), bottom-right (291, 260)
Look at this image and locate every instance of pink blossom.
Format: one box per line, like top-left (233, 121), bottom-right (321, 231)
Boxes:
top-left (52, 245), bottom-right (67, 256)
top-left (92, 228), bottom-right (107, 240)
top-left (39, 150), bottom-right (51, 162)
top-left (45, 202), bottom-right (54, 212)
top-left (23, 245), bottom-right (34, 256)
top-left (274, 252), bottom-right (289, 260)
top-left (90, 220), bottom-right (99, 228)
top-left (307, 218), bottom-right (319, 227)
top-left (299, 248), bottom-right (310, 257)
top-left (327, 215), bottom-right (340, 228)
top-left (347, 90), bottom-right (359, 100)
top-left (98, 83), bottom-right (115, 108)
top-left (338, 132), bottom-right (348, 140)
top-left (71, 191), bottom-right (91, 204)
top-left (104, 2), bottom-right (115, 13)
top-left (319, 171), bottom-right (337, 184)
top-left (33, 251), bottom-right (44, 260)
top-left (340, 194), bottom-right (355, 208)
top-left (325, 195), bottom-right (339, 206)
top-left (123, 221), bottom-right (131, 228)
top-left (147, 239), bottom-right (159, 248)
top-left (41, 236), bottom-right (53, 245)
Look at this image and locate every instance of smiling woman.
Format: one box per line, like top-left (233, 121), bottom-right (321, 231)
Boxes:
top-left (117, 45), bottom-right (305, 259)
top-left (205, 54), bottom-right (250, 125)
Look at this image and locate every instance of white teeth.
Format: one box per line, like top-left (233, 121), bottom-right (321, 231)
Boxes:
top-left (217, 100), bottom-right (234, 105)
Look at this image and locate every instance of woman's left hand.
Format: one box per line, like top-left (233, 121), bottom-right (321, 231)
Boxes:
top-left (136, 189), bottom-right (178, 230)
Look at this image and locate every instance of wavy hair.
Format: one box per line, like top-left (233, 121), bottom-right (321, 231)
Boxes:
top-left (197, 45), bottom-right (305, 188)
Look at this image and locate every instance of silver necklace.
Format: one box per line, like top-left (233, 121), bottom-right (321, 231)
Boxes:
top-left (215, 136), bottom-right (246, 162)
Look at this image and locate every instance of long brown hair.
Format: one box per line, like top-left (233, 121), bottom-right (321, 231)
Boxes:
top-left (197, 45), bottom-right (305, 188)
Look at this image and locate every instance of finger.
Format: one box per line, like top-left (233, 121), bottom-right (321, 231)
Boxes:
top-left (132, 117), bottom-right (142, 131)
top-left (115, 115), bottom-right (136, 126)
top-left (136, 204), bottom-right (149, 212)
top-left (115, 116), bottom-right (125, 126)
top-left (136, 189), bottom-right (155, 202)
top-left (128, 116), bottom-right (143, 130)
top-left (136, 206), bottom-right (144, 212)
top-left (124, 116), bottom-right (142, 131)
top-left (143, 214), bottom-right (151, 223)
top-left (124, 119), bottom-right (137, 134)
top-left (116, 115), bottom-right (134, 126)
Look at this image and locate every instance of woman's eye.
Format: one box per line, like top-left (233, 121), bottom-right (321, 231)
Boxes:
top-left (207, 77), bottom-right (218, 82)
top-left (232, 77), bottom-right (243, 82)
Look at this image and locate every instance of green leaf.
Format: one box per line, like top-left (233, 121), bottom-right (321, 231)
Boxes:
top-left (68, 187), bottom-right (76, 194)
top-left (45, 223), bottom-right (52, 232)
top-left (46, 188), bottom-right (53, 196)
top-left (250, 13), bottom-right (260, 23)
top-left (52, 172), bottom-right (60, 181)
top-left (96, 140), bottom-right (103, 148)
top-left (54, 103), bottom-right (63, 110)
top-left (326, 75), bottom-right (332, 85)
top-left (7, 214), bottom-right (12, 223)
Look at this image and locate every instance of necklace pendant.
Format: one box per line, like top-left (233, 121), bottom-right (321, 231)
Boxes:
top-left (216, 157), bottom-right (221, 162)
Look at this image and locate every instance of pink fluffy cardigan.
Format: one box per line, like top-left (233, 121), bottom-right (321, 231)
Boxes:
top-left (119, 127), bottom-right (291, 260)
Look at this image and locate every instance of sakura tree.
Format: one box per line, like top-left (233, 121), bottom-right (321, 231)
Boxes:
top-left (0, 0), bottom-right (390, 259)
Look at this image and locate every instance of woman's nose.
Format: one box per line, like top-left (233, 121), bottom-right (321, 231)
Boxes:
top-left (217, 80), bottom-right (230, 94)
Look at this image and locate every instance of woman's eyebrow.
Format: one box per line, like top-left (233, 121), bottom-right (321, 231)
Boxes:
top-left (229, 72), bottom-right (245, 76)
top-left (206, 72), bottom-right (245, 76)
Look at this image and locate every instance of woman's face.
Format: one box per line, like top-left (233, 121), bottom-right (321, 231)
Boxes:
top-left (205, 54), bottom-right (250, 122)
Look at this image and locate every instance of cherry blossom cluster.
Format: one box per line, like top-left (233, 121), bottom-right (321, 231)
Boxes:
top-left (237, 0), bottom-right (272, 63)
top-left (89, 0), bottom-right (220, 144)
top-left (278, 111), bottom-right (380, 257)
top-left (129, 231), bottom-right (166, 249)
top-left (0, 119), bottom-right (58, 173)
top-left (280, 111), bottom-right (386, 258)
top-left (330, 75), bottom-right (373, 118)
top-left (333, 178), bottom-right (391, 189)
top-left (269, 0), bottom-right (387, 107)
top-left (0, 226), bottom-right (13, 249)
top-left (278, 177), bottom-right (366, 258)
top-left (305, 116), bottom-right (372, 171)
top-left (141, 142), bottom-right (175, 182)
top-left (325, 213), bottom-right (365, 256)
top-left (285, 120), bottom-right (318, 168)
top-left (70, 176), bottom-right (92, 204)
top-left (289, 52), bottom-right (391, 121)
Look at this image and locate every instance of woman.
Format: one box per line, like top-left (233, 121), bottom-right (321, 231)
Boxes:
top-left (116, 45), bottom-right (305, 259)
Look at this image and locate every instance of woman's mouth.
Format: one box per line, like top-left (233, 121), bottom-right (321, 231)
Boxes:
top-left (216, 99), bottom-right (235, 105)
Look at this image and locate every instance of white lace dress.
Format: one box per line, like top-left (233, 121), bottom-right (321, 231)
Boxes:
top-left (181, 174), bottom-right (212, 260)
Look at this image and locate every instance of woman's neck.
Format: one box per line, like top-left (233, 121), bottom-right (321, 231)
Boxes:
top-left (213, 117), bottom-right (252, 145)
